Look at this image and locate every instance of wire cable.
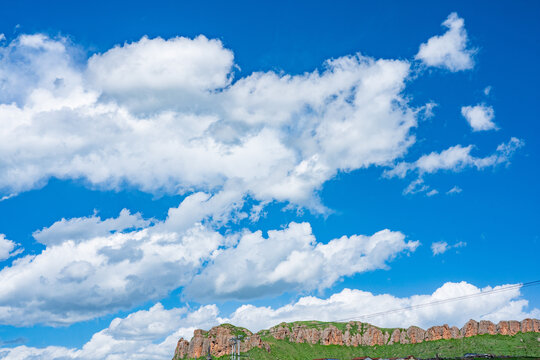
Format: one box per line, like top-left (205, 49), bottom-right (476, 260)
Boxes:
top-left (334, 280), bottom-right (540, 323)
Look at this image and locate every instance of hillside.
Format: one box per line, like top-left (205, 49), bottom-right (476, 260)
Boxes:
top-left (172, 319), bottom-right (540, 359)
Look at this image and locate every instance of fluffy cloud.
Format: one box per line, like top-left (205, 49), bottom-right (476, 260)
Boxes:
top-left (0, 33), bottom-right (417, 208)
top-left (461, 104), bottom-right (497, 131)
top-left (0, 303), bottom-right (223, 360)
top-left (0, 190), bottom-right (418, 326)
top-left (86, 35), bottom-right (234, 112)
top-left (0, 191), bottom-right (238, 326)
top-left (0, 234), bottom-right (21, 261)
top-left (1, 281), bottom-right (538, 360)
top-left (385, 137), bottom-right (524, 180)
top-left (32, 209), bottom-right (150, 246)
top-left (185, 223), bottom-right (419, 300)
top-left (229, 281), bottom-right (540, 332)
top-left (431, 241), bottom-right (466, 255)
top-left (416, 13), bottom-right (475, 71)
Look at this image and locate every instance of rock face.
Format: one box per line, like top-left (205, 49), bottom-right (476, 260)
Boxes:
top-left (172, 325), bottom-right (269, 360)
top-left (478, 320), bottom-right (497, 335)
top-left (173, 318), bottom-right (540, 359)
top-left (461, 319), bottom-right (479, 337)
top-left (426, 324), bottom-right (454, 341)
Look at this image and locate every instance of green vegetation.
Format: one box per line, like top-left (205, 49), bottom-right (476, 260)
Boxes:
top-left (219, 323), bottom-right (252, 337)
top-left (250, 333), bottom-right (540, 359)
top-left (190, 332), bottom-right (540, 359)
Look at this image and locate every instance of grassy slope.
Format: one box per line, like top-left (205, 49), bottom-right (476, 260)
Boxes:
top-left (188, 332), bottom-right (540, 359)
top-left (248, 333), bottom-right (540, 360)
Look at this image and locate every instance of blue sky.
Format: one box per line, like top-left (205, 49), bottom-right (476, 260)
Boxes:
top-left (0, 1), bottom-right (539, 358)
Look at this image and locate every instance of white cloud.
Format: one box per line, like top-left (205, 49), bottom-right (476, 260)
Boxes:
top-left (431, 241), bottom-right (466, 255)
top-left (229, 281), bottom-right (540, 332)
top-left (0, 191), bottom-right (238, 326)
top-left (0, 234), bottom-right (22, 261)
top-left (416, 13), bottom-right (475, 71)
top-left (0, 34), bottom-right (5, 42)
top-left (461, 104), bottom-right (497, 131)
top-left (1, 281), bottom-right (537, 360)
top-left (0, 33), bottom-right (418, 209)
top-left (86, 35), bottom-right (234, 113)
top-left (446, 186), bottom-right (462, 195)
top-left (0, 303), bottom-right (223, 360)
top-left (32, 209), bottom-right (150, 246)
top-left (0, 190), bottom-right (417, 325)
top-left (185, 223), bottom-right (419, 300)
top-left (484, 86), bottom-right (492, 96)
top-left (426, 189), bottom-right (439, 197)
top-left (431, 241), bottom-right (448, 255)
top-left (385, 137), bottom-right (524, 179)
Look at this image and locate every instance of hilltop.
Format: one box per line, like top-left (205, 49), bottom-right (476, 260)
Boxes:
top-left (172, 318), bottom-right (540, 359)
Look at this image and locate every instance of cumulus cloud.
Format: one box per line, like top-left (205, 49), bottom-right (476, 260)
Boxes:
top-left (86, 35), bottom-right (234, 112)
top-left (1, 281), bottom-right (538, 360)
top-left (0, 303), bottom-right (223, 360)
top-left (461, 104), bottom-right (497, 131)
top-left (0, 234), bottom-right (22, 261)
top-left (32, 209), bottom-right (150, 246)
top-left (0, 190), bottom-right (418, 326)
top-left (385, 137), bottom-right (524, 180)
top-left (431, 241), bottom-right (466, 255)
top-left (0, 191), bottom-right (238, 326)
top-left (416, 13), bottom-right (475, 71)
top-left (0, 33), bottom-right (417, 208)
top-left (185, 223), bottom-right (419, 300)
top-left (228, 281), bottom-right (540, 332)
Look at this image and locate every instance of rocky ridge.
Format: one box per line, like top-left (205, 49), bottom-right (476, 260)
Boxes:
top-left (173, 318), bottom-right (540, 359)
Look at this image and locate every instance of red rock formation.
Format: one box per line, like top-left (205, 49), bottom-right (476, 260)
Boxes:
top-left (406, 326), bottom-right (425, 344)
top-left (269, 324), bottom-right (291, 340)
top-left (478, 320), bottom-right (497, 335)
top-left (426, 324), bottom-right (453, 341)
top-left (399, 329), bottom-right (410, 344)
top-left (388, 329), bottom-right (401, 345)
top-left (450, 326), bottom-right (461, 339)
top-left (321, 325), bottom-right (344, 345)
top-left (362, 326), bottom-right (385, 346)
top-left (521, 318), bottom-right (534, 333)
top-left (173, 325), bottom-right (269, 359)
top-left (509, 320), bottom-right (521, 335)
top-left (173, 318), bottom-right (540, 359)
top-left (461, 319), bottom-right (479, 337)
top-left (173, 339), bottom-right (189, 360)
top-left (497, 320), bottom-right (510, 335)
top-left (534, 319), bottom-right (540, 332)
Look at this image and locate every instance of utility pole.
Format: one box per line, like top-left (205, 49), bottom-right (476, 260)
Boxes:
top-left (229, 335), bottom-right (244, 360)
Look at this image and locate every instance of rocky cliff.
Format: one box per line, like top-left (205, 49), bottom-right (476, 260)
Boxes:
top-left (173, 324), bottom-right (270, 360)
top-left (173, 318), bottom-right (540, 359)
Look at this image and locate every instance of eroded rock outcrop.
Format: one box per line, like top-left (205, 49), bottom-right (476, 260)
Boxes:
top-left (173, 318), bottom-right (540, 359)
top-left (173, 324), bottom-right (269, 360)
top-left (478, 320), bottom-right (497, 335)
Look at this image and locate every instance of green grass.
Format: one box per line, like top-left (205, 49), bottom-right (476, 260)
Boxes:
top-left (219, 323), bottom-right (252, 337)
top-left (186, 333), bottom-right (540, 359)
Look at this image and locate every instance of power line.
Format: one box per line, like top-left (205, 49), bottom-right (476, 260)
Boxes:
top-left (334, 280), bottom-right (540, 323)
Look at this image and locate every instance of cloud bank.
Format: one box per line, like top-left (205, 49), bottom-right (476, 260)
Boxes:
top-left (0, 281), bottom-right (537, 360)
top-left (0, 33), bottom-right (417, 209)
top-left (0, 192), bottom-right (417, 326)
